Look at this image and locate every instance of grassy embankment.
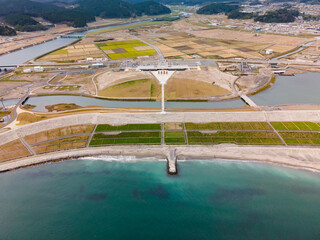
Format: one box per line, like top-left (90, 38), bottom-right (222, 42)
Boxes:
top-left (98, 78), bottom-right (161, 99)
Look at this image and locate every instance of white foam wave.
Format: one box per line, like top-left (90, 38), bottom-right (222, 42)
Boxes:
top-left (76, 155), bottom-right (166, 162)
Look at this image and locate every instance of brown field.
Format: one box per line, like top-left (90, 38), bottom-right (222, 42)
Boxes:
top-left (0, 140), bottom-right (30, 162)
top-left (194, 29), bottom-right (307, 45)
top-left (39, 40), bottom-right (105, 62)
top-left (25, 125), bottom-right (94, 145)
top-left (164, 122), bottom-right (183, 130)
top-left (151, 33), bottom-right (270, 59)
top-left (0, 140), bottom-right (28, 154)
top-left (34, 141), bottom-right (87, 154)
top-left (98, 78), bottom-right (161, 99)
top-left (34, 136), bottom-right (89, 147)
top-left (172, 68), bottom-right (236, 91)
top-left (17, 112), bottom-right (48, 125)
top-left (165, 78), bottom-right (231, 99)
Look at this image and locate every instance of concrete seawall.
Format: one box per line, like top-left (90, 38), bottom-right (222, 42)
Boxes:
top-left (1, 145), bottom-right (320, 173)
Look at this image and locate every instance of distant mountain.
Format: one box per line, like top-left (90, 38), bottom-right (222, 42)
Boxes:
top-left (78, 0), bottom-right (137, 18)
top-left (30, 0), bottom-right (76, 3)
top-left (134, 1), bottom-right (171, 16)
top-left (77, 0), bottom-right (171, 18)
top-left (0, 0), bottom-right (171, 30)
top-left (197, 3), bottom-right (239, 15)
top-left (0, 0), bottom-right (94, 27)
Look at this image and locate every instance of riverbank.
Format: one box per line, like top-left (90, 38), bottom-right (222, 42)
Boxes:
top-left (1, 145), bottom-right (320, 173)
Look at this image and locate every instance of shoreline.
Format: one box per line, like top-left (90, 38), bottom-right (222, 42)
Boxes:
top-left (1, 145), bottom-right (320, 174)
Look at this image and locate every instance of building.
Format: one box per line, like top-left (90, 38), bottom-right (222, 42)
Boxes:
top-left (33, 66), bottom-right (44, 72)
top-left (266, 49), bottom-right (273, 55)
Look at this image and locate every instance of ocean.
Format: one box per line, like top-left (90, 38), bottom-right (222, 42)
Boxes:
top-left (0, 157), bottom-right (320, 240)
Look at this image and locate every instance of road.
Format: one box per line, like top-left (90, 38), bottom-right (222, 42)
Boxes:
top-left (131, 35), bottom-right (165, 61)
top-left (2, 88), bottom-right (30, 128)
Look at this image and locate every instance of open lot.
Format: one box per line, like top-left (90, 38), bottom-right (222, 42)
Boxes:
top-left (165, 78), bottom-right (230, 99)
top-left (98, 78), bottom-right (161, 99)
top-left (96, 40), bottom-right (156, 59)
top-left (96, 70), bottom-right (161, 99)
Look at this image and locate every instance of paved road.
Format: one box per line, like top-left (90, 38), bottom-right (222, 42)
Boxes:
top-left (131, 35), bottom-right (165, 61)
top-left (2, 88), bottom-right (30, 128)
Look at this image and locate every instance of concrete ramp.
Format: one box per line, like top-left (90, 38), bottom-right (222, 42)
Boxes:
top-left (151, 71), bottom-right (174, 84)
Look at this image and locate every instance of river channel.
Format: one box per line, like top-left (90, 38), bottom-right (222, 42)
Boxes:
top-left (3, 70), bottom-right (320, 111)
top-left (1, 22), bottom-right (320, 110)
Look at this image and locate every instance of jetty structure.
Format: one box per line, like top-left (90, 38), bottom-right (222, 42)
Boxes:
top-left (167, 149), bottom-right (177, 175)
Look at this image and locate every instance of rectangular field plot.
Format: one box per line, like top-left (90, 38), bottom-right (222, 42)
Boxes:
top-left (93, 132), bottom-right (161, 139)
top-left (164, 131), bottom-right (186, 145)
top-left (272, 122), bottom-right (320, 131)
top-left (185, 122), bottom-right (271, 130)
top-left (279, 132), bottom-right (320, 146)
top-left (90, 138), bottom-right (161, 146)
top-left (90, 130), bottom-right (161, 146)
top-left (33, 141), bottom-right (87, 154)
top-left (95, 124), bottom-right (161, 132)
top-left (187, 131), bottom-right (283, 145)
top-left (96, 40), bottom-right (156, 59)
top-left (0, 140), bottom-right (31, 162)
top-left (25, 125), bottom-right (94, 145)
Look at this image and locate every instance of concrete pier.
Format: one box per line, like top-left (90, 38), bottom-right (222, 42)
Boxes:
top-left (167, 149), bottom-right (177, 175)
top-left (161, 84), bottom-right (165, 113)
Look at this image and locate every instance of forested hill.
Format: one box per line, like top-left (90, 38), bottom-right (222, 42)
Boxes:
top-left (77, 0), bottom-right (171, 18)
top-left (134, 1), bottom-right (171, 16)
top-left (0, 0), bottom-right (94, 27)
top-left (197, 3), bottom-right (239, 15)
top-left (0, 0), bottom-right (171, 30)
top-left (0, 25), bottom-right (17, 36)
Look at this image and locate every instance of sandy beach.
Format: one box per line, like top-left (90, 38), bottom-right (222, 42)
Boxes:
top-left (1, 145), bottom-right (320, 173)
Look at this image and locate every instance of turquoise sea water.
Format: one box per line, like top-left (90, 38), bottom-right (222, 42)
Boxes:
top-left (0, 158), bottom-right (320, 240)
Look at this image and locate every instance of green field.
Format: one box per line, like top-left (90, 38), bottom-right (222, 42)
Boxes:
top-left (93, 132), bottom-right (161, 139)
top-left (164, 131), bottom-right (186, 145)
top-left (271, 122), bottom-right (320, 131)
top-left (90, 138), bottom-right (161, 145)
top-left (96, 40), bottom-right (157, 59)
top-left (185, 122), bottom-right (271, 130)
top-left (88, 122), bottom-right (320, 147)
top-left (96, 124), bottom-right (161, 132)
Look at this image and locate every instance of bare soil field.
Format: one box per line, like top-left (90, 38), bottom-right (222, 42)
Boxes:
top-left (172, 68), bottom-right (236, 91)
top-left (193, 29), bottom-right (307, 45)
top-left (165, 78), bottom-right (231, 99)
top-left (151, 32), bottom-right (269, 59)
top-left (24, 125), bottom-right (94, 145)
top-left (11, 73), bottom-right (55, 82)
